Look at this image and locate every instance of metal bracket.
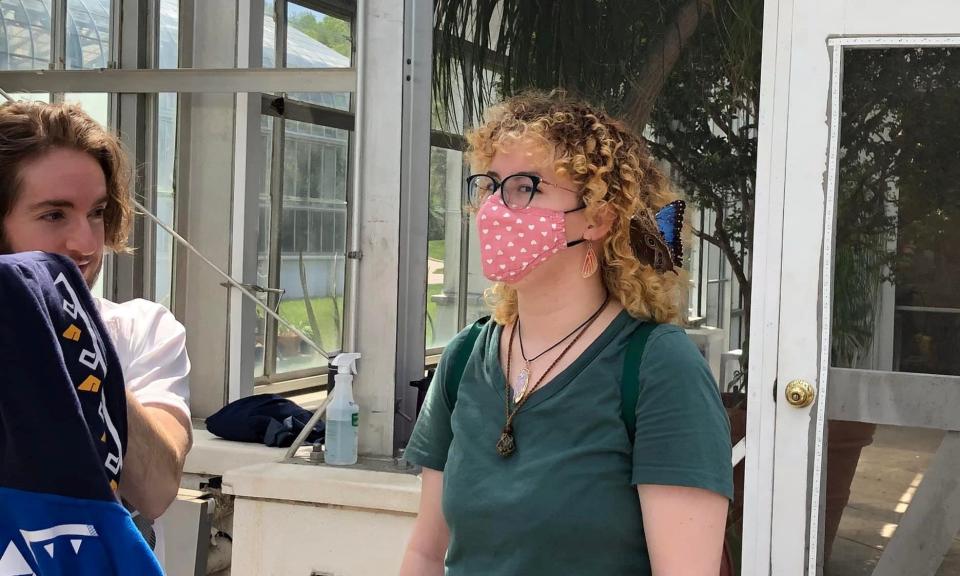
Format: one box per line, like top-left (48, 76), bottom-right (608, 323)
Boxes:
top-left (270, 95), bottom-right (285, 116)
top-left (347, 250), bottom-right (363, 260)
top-left (219, 282), bottom-right (285, 313)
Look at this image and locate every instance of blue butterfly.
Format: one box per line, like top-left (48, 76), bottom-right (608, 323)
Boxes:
top-left (655, 200), bottom-right (685, 268)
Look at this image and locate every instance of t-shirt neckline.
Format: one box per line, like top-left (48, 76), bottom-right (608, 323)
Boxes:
top-left (484, 307), bottom-right (635, 411)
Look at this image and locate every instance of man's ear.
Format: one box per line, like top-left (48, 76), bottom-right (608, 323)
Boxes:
top-left (583, 205), bottom-right (616, 241)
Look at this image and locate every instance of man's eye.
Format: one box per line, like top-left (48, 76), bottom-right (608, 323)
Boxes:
top-left (41, 212), bottom-right (65, 222)
top-left (91, 206), bottom-right (107, 219)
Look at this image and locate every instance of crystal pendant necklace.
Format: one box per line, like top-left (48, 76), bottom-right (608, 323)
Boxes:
top-left (515, 363), bottom-right (532, 402)
top-left (513, 295), bottom-right (608, 402)
top-left (498, 295), bottom-right (610, 457)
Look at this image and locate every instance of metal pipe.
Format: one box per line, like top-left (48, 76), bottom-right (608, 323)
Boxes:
top-left (50, 0), bottom-right (67, 70)
top-left (343, 0), bottom-right (365, 354)
top-left (264, 114), bottom-right (286, 377)
top-left (264, 0), bottom-right (287, 379)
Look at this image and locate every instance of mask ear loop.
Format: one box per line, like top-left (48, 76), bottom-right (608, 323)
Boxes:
top-left (563, 202), bottom-right (589, 248)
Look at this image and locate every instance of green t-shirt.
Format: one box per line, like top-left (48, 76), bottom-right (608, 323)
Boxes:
top-left (405, 310), bottom-right (733, 576)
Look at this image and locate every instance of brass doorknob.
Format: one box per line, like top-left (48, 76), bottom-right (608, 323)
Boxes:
top-left (785, 380), bottom-right (815, 408)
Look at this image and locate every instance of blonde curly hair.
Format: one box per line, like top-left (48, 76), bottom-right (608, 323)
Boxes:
top-left (466, 91), bottom-right (684, 325)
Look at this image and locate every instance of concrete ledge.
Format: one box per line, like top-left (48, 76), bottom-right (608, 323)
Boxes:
top-left (222, 461), bottom-right (421, 515)
top-left (184, 428), bottom-right (286, 477)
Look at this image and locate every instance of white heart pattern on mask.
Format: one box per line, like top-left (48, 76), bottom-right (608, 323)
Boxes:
top-left (475, 195), bottom-right (572, 284)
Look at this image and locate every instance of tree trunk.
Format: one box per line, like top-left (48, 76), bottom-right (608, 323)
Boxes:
top-left (624, 0), bottom-right (715, 130)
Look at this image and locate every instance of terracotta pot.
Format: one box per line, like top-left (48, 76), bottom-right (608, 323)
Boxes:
top-left (823, 420), bottom-right (877, 562)
top-left (276, 333), bottom-right (300, 357)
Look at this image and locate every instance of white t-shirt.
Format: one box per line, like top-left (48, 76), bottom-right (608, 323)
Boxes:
top-left (95, 297), bottom-right (192, 569)
top-left (95, 297), bottom-right (191, 422)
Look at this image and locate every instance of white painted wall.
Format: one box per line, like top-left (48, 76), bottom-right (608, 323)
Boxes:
top-left (224, 461), bottom-right (420, 576)
top-left (231, 500), bottom-right (414, 576)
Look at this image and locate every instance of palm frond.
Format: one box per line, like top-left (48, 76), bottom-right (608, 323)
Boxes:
top-left (432, 0), bottom-right (698, 131)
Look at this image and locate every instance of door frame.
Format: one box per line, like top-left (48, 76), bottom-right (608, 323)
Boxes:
top-left (745, 2), bottom-right (960, 575)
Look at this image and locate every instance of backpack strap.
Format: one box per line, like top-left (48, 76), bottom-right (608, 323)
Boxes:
top-left (621, 322), bottom-right (658, 442)
top-left (444, 316), bottom-right (490, 410)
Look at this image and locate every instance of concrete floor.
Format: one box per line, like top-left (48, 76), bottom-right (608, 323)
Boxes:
top-left (826, 425), bottom-right (960, 576)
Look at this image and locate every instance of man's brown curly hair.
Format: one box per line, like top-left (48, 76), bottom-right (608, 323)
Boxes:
top-left (466, 91), bottom-right (684, 325)
top-left (0, 101), bottom-right (133, 253)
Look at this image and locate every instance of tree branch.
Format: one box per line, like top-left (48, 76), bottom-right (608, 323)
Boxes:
top-left (649, 141), bottom-right (728, 211)
top-left (713, 210), bottom-right (749, 293)
top-left (625, 0), bottom-right (715, 130)
top-left (692, 227), bottom-right (722, 246)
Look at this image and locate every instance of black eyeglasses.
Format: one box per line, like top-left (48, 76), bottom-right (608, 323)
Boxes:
top-left (465, 173), bottom-right (580, 211)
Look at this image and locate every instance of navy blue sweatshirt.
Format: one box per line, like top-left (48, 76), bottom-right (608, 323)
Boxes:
top-left (0, 252), bottom-right (162, 575)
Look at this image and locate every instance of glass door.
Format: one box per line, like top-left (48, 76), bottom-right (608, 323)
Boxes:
top-left (749, 2), bottom-right (960, 574)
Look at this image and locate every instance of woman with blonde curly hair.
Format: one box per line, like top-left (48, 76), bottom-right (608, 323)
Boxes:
top-left (401, 91), bottom-right (732, 576)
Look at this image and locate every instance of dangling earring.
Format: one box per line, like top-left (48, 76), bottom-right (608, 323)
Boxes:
top-left (581, 241), bottom-right (599, 278)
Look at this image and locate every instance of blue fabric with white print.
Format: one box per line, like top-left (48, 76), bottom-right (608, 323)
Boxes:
top-left (0, 252), bottom-right (161, 575)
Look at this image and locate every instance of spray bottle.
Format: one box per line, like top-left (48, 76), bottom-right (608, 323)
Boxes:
top-left (325, 352), bottom-right (362, 465)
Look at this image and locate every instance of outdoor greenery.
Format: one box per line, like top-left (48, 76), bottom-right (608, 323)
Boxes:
top-left (647, 0), bottom-right (762, 384)
top-left (279, 297), bottom-right (344, 352)
top-left (832, 47), bottom-right (960, 373)
top-left (428, 147), bottom-right (452, 244)
top-left (288, 8), bottom-right (352, 58)
top-left (428, 239), bottom-right (446, 262)
top-left (277, 284), bottom-right (447, 355)
top-left (434, 0), bottom-right (718, 130)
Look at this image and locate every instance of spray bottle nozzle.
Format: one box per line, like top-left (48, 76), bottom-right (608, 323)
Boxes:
top-left (331, 352), bottom-right (362, 375)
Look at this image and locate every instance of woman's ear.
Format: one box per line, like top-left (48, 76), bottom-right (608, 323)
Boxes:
top-left (583, 205), bottom-right (616, 241)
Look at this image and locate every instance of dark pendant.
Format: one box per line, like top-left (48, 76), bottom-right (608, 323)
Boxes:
top-left (496, 428), bottom-right (516, 458)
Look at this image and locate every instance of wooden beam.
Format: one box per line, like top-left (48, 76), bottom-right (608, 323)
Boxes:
top-left (827, 368), bottom-right (960, 430)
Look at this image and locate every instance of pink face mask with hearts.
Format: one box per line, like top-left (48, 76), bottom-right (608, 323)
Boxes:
top-left (477, 194), bottom-right (585, 283)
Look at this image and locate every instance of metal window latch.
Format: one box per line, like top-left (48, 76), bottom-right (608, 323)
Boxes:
top-left (218, 282), bottom-right (285, 312)
top-left (218, 282), bottom-right (284, 295)
top-left (347, 250), bottom-right (363, 260)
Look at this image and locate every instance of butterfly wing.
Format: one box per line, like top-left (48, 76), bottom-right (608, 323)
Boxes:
top-left (630, 209), bottom-right (677, 274)
top-left (654, 200), bottom-right (685, 268)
